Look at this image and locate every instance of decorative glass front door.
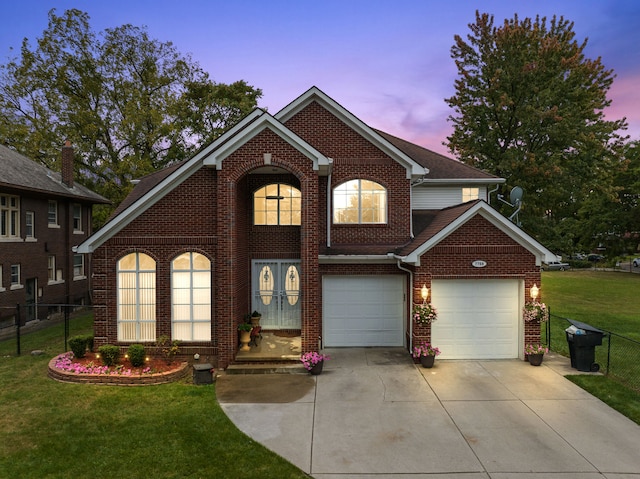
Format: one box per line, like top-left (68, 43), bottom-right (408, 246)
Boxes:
top-left (252, 260), bottom-right (301, 329)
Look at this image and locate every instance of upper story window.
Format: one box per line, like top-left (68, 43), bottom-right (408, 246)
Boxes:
top-left (25, 211), bottom-right (35, 239)
top-left (462, 187), bottom-right (480, 202)
top-left (254, 183), bottom-right (301, 226)
top-left (73, 254), bottom-right (85, 279)
top-left (1, 194), bottom-right (20, 239)
top-left (333, 179), bottom-right (387, 224)
top-left (10, 264), bottom-right (21, 289)
top-left (48, 200), bottom-right (58, 227)
top-left (72, 204), bottom-right (82, 232)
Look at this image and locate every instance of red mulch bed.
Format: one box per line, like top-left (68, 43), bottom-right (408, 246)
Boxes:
top-left (70, 352), bottom-right (178, 374)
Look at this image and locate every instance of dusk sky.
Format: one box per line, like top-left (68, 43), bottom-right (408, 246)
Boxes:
top-left (1, 1), bottom-right (639, 156)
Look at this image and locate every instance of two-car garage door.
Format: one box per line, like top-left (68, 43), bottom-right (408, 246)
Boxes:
top-left (431, 279), bottom-right (521, 359)
top-left (322, 276), bottom-right (521, 358)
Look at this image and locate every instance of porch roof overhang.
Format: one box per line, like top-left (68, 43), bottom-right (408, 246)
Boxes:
top-left (398, 201), bottom-right (559, 267)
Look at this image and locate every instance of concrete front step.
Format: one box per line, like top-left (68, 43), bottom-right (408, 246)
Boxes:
top-left (225, 362), bottom-right (307, 375)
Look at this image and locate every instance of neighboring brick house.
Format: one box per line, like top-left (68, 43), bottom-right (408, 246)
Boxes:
top-left (78, 87), bottom-right (556, 368)
top-left (0, 142), bottom-right (108, 326)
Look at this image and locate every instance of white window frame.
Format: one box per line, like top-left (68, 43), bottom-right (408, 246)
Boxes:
top-left (253, 183), bottom-right (301, 226)
top-left (72, 203), bottom-right (83, 233)
top-left (10, 264), bottom-right (22, 290)
top-left (48, 200), bottom-right (59, 228)
top-left (117, 252), bottom-right (156, 342)
top-left (73, 254), bottom-right (86, 280)
top-left (171, 252), bottom-right (211, 341)
top-left (25, 211), bottom-right (35, 240)
top-left (333, 179), bottom-right (387, 224)
top-left (1, 194), bottom-right (20, 239)
top-left (48, 255), bottom-right (56, 282)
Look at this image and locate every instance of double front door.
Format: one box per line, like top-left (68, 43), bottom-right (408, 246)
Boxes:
top-left (252, 260), bottom-right (301, 329)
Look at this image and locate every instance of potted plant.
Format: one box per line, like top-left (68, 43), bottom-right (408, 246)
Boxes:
top-left (238, 323), bottom-right (253, 351)
top-left (250, 310), bottom-right (262, 327)
top-left (412, 341), bottom-right (441, 368)
top-left (300, 351), bottom-right (330, 375)
top-left (524, 344), bottom-right (548, 366)
top-left (522, 301), bottom-right (549, 323)
top-left (413, 303), bottom-right (438, 325)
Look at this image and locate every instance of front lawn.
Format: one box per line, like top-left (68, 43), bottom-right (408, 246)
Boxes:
top-left (0, 314), bottom-right (309, 479)
top-left (542, 270), bottom-right (640, 425)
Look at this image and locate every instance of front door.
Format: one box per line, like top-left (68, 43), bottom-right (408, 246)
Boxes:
top-left (252, 260), bottom-right (301, 329)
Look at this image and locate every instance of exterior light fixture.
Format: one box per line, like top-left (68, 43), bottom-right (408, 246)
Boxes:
top-left (421, 284), bottom-right (429, 303)
top-left (530, 284), bottom-right (539, 301)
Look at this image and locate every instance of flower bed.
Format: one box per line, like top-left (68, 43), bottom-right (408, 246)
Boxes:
top-left (48, 352), bottom-right (189, 386)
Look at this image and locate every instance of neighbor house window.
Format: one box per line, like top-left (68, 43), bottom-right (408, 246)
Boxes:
top-left (48, 200), bottom-right (58, 226)
top-left (117, 252), bottom-right (156, 341)
top-left (25, 211), bottom-right (35, 239)
top-left (10, 264), bottom-right (21, 289)
top-left (1, 194), bottom-right (20, 238)
top-left (254, 183), bottom-right (301, 225)
top-left (171, 252), bottom-right (211, 341)
top-left (462, 187), bottom-right (480, 202)
top-left (0, 265), bottom-right (4, 292)
top-left (73, 254), bottom-right (85, 279)
top-left (48, 256), bottom-right (56, 282)
top-left (72, 204), bottom-right (82, 232)
top-left (333, 179), bottom-right (387, 224)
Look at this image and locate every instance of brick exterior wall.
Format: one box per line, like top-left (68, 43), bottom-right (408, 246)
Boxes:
top-left (90, 98), bottom-right (546, 368)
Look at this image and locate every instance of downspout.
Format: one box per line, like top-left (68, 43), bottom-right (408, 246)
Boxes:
top-left (392, 254), bottom-right (414, 351)
top-left (326, 158), bottom-right (333, 248)
top-left (488, 184), bottom-right (500, 205)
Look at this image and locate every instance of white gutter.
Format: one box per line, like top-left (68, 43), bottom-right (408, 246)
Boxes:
top-left (326, 158), bottom-right (334, 248)
top-left (391, 253), bottom-right (414, 352)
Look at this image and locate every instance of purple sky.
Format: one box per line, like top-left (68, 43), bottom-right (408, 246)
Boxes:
top-left (1, 1), bottom-right (639, 156)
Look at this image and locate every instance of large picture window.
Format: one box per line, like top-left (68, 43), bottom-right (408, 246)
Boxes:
top-left (333, 179), bottom-right (387, 224)
top-left (171, 252), bottom-right (211, 341)
top-left (0, 195), bottom-right (20, 238)
top-left (117, 252), bottom-right (156, 341)
top-left (254, 183), bottom-right (301, 225)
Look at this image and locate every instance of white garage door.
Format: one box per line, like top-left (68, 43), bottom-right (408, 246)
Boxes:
top-left (323, 275), bottom-right (405, 347)
top-left (431, 280), bottom-right (521, 359)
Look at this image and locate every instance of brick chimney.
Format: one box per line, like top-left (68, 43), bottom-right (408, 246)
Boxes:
top-left (61, 140), bottom-right (74, 188)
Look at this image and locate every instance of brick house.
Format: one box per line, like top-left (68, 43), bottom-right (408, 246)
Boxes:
top-left (0, 142), bottom-right (108, 326)
top-left (78, 87), bottom-right (556, 368)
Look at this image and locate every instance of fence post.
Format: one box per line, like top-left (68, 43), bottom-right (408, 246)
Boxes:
top-left (15, 303), bottom-right (21, 356)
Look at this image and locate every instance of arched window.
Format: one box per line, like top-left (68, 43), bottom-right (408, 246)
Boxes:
top-left (117, 252), bottom-right (156, 341)
top-left (171, 252), bottom-right (211, 341)
top-left (254, 183), bottom-right (301, 225)
top-left (333, 179), bottom-right (387, 224)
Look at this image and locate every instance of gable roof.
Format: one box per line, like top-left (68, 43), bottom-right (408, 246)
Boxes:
top-left (375, 130), bottom-right (503, 184)
top-left (276, 87), bottom-right (429, 180)
top-left (397, 200), bottom-right (558, 266)
top-left (0, 144), bottom-right (108, 203)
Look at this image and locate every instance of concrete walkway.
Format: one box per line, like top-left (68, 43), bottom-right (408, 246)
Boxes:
top-left (217, 349), bottom-right (640, 478)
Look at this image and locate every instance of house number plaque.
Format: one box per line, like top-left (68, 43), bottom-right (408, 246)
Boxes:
top-left (472, 260), bottom-right (487, 268)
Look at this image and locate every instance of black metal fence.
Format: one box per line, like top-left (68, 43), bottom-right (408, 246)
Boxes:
top-left (0, 303), bottom-right (93, 356)
top-left (543, 312), bottom-right (640, 392)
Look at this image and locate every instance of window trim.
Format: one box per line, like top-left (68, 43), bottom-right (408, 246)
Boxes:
top-left (171, 252), bottom-right (212, 342)
top-left (73, 254), bottom-right (86, 280)
top-left (25, 211), bottom-right (36, 241)
top-left (72, 203), bottom-right (83, 233)
top-left (333, 179), bottom-right (388, 225)
top-left (48, 200), bottom-right (59, 228)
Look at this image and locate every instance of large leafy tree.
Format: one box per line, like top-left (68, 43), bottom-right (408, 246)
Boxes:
top-left (445, 11), bottom-right (628, 252)
top-left (0, 9), bottom-right (261, 225)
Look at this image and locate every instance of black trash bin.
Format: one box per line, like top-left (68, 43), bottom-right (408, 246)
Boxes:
top-left (565, 320), bottom-right (605, 372)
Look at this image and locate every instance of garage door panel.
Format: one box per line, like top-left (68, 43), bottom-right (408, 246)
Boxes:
top-left (323, 276), bottom-right (405, 347)
top-left (432, 280), bottom-right (521, 359)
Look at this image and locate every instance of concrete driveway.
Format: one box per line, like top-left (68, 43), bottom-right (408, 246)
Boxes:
top-left (217, 348), bottom-right (640, 478)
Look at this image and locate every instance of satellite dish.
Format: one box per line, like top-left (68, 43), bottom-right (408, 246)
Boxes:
top-left (510, 186), bottom-right (524, 205)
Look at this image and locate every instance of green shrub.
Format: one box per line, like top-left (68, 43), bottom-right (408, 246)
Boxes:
top-left (98, 345), bottom-right (120, 366)
top-left (86, 336), bottom-right (94, 352)
top-left (155, 335), bottom-right (180, 364)
top-left (127, 344), bottom-right (146, 367)
top-left (69, 336), bottom-right (88, 358)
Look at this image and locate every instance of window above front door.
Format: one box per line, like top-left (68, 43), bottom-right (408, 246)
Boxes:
top-left (253, 183), bottom-right (301, 226)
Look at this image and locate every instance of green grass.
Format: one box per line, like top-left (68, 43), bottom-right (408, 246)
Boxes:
top-left (542, 270), bottom-right (640, 424)
top-left (0, 314), bottom-right (309, 479)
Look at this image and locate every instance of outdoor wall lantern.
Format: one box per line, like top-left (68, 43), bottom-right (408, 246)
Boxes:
top-left (421, 284), bottom-right (429, 304)
top-left (530, 283), bottom-right (539, 301)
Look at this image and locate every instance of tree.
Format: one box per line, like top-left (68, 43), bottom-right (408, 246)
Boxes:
top-left (445, 11), bottom-right (628, 252)
top-left (0, 9), bottom-right (261, 225)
